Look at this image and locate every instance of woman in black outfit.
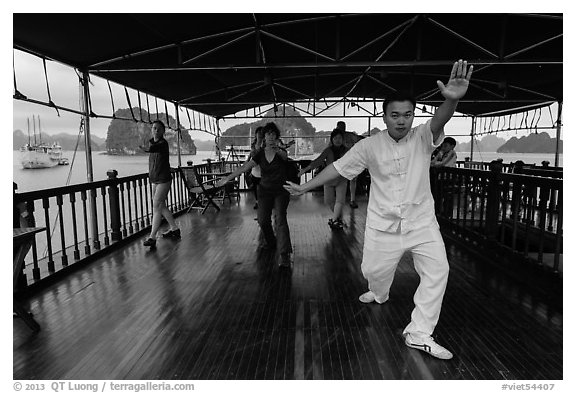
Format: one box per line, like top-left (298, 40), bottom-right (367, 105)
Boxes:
top-left (247, 126), bottom-right (264, 209)
top-left (217, 122), bottom-right (293, 268)
top-left (140, 120), bottom-right (180, 247)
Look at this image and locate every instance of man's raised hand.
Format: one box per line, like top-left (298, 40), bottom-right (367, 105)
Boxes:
top-left (437, 59), bottom-right (473, 101)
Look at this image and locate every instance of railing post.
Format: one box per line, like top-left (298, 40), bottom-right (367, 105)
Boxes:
top-left (485, 160), bottom-right (503, 239)
top-left (107, 170), bottom-right (122, 241)
top-left (430, 167), bottom-right (441, 214)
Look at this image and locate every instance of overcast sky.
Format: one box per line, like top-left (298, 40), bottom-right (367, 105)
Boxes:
top-left (12, 47), bottom-right (561, 145)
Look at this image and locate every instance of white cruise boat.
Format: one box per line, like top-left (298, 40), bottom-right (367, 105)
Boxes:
top-left (19, 115), bottom-right (66, 169)
top-left (20, 142), bottom-right (64, 169)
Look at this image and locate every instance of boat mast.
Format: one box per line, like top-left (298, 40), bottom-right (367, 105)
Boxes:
top-left (38, 116), bottom-right (42, 144)
top-left (27, 117), bottom-right (30, 145)
top-left (33, 114), bottom-right (37, 145)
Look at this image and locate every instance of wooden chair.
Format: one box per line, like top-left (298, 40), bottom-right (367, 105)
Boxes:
top-left (219, 161), bottom-right (242, 201)
top-left (180, 166), bottom-right (226, 214)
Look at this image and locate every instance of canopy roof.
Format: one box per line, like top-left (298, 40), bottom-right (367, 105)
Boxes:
top-left (13, 13), bottom-right (562, 118)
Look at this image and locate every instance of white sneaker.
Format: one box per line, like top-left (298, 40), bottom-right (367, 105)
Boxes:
top-left (404, 334), bottom-right (453, 360)
top-left (358, 291), bottom-right (388, 304)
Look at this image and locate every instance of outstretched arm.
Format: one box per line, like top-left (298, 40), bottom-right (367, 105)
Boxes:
top-left (298, 149), bottom-right (328, 176)
top-left (285, 163), bottom-right (342, 195)
top-left (430, 60), bottom-right (473, 143)
top-left (216, 160), bottom-right (256, 187)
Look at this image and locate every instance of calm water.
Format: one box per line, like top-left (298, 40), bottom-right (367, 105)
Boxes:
top-left (457, 152), bottom-right (563, 167)
top-left (13, 150), bottom-right (219, 192)
top-left (13, 149), bottom-right (562, 193)
top-left (12, 148), bottom-right (563, 262)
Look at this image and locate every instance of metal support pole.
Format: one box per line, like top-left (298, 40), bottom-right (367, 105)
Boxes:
top-left (175, 103), bottom-right (182, 167)
top-left (470, 116), bottom-right (476, 162)
top-left (367, 116), bottom-right (371, 136)
top-left (81, 71), bottom-right (100, 250)
top-left (554, 102), bottom-right (562, 167)
top-left (216, 119), bottom-right (222, 161)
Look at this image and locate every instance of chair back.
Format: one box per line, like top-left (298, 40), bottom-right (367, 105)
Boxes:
top-left (180, 166), bottom-right (202, 190)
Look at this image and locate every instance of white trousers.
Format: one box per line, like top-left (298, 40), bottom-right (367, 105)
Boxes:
top-left (361, 221), bottom-right (449, 338)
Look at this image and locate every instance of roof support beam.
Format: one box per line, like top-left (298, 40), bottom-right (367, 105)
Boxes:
top-left (341, 18), bottom-right (416, 61)
top-left (182, 31), bottom-right (255, 65)
top-left (427, 17), bottom-right (499, 58)
top-left (274, 82), bottom-right (315, 100)
top-left (504, 33), bottom-right (563, 59)
top-left (259, 30), bottom-right (335, 62)
top-left (226, 82), bottom-right (269, 102)
top-left (89, 26), bottom-right (256, 68)
top-left (343, 16), bottom-right (417, 98)
top-left (90, 59), bottom-right (561, 73)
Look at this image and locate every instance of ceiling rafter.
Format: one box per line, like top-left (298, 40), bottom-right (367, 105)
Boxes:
top-left (89, 26), bottom-right (255, 69)
top-left (426, 16), bottom-right (499, 59)
top-left (226, 82), bottom-right (268, 102)
top-left (504, 33), bottom-right (563, 59)
top-left (259, 30), bottom-right (335, 62)
top-left (342, 16), bottom-right (418, 99)
top-left (179, 80), bottom-right (263, 103)
top-left (182, 30), bottom-right (255, 65)
top-left (320, 75), bottom-right (363, 99)
top-left (274, 82), bottom-right (314, 100)
top-left (341, 17), bottom-right (415, 61)
top-left (89, 58), bottom-right (561, 74)
top-left (365, 74), bottom-right (398, 93)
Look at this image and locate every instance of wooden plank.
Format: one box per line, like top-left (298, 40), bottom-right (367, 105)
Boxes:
top-left (13, 193), bottom-right (563, 380)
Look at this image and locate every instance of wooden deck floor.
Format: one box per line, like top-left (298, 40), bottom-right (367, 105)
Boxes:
top-left (13, 192), bottom-right (562, 380)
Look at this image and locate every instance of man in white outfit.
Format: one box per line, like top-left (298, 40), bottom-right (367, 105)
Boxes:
top-left (284, 60), bottom-right (473, 360)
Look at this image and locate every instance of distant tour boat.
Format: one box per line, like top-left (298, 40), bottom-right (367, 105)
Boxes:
top-left (20, 142), bottom-right (64, 169)
top-left (19, 115), bottom-right (66, 169)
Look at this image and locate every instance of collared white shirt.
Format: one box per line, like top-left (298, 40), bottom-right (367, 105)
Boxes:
top-left (333, 120), bottom-right (443, 233)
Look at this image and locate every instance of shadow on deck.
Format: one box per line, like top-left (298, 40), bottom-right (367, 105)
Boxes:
top-left (13, 192), bottom-right (562, 380)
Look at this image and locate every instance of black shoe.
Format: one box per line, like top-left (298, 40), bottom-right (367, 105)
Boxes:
top-left (279, 253), bottom-right (292, 268)
top-left (162, 228), bottom-right (181, 239)
top-left (350, 201), bottom-right (359, 209)
top-left (333, 219), bottom-right (344, 230)
top-left (143, 238), bottom-right (156, 247)
top-left (328, 218), bottom-right (334, 228)
top-left (253, 202), bottom-right (258, 209)
top-left (261, 241), bottom-right (277, 251)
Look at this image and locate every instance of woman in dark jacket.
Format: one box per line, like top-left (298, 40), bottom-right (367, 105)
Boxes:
top-left (140, 120), bottom-right (180, 247)
top-left (217, 122), bottom-right (293, 268)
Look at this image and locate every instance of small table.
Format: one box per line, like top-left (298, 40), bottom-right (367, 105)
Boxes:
top-left (13, 227), bottom-right (45, 332)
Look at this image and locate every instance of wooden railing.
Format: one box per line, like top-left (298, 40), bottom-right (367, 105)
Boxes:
top-left (456, 160), bottom-right (563, 178)
top-left (13, 159), bottom-right (315, 291)
top-left (431, 163), bottom-right (562, 273)
top-left (14, 168), bottom-right (189, 291)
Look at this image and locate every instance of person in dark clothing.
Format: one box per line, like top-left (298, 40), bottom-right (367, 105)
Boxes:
top-left (248, 126), bottom-right (265, 209)
top-left (140, 120), bottom-right (180, 247)
top-left (298, 128), bottom-right (348, 229)
top-left (217, 122), bottom-right (293, 268)
top-left (13, 182), bottom-right (33, 229)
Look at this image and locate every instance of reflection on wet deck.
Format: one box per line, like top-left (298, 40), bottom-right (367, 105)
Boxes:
top-left (14, 192), bottom-right (562, 380)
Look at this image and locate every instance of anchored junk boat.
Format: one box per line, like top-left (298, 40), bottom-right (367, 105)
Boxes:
top-left (19, 116), bottom-right (67, 169)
